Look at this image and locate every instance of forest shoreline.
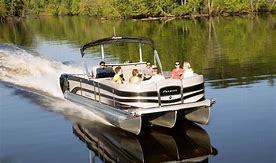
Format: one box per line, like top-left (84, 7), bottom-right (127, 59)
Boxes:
top-left (1, 0), bottom-right (276, 23)
top-left (2, 10), bottom-right (275, 23)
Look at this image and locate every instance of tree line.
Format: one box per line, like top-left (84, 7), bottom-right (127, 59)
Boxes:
top-left (0, 0), bottom-right (275, 21)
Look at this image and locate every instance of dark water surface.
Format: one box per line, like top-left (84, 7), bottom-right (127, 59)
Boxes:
top-left (0, 15), bottom-right (276, 162)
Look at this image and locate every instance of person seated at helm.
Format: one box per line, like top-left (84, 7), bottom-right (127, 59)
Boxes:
top-left (129, 69), bottom-right (142, 84)
top-left (96, 61), bottom-right (107, 78)
top-left (171, 61), bottom-right (184, 79)
top-left (96, 61), bottom-right (114, 78)
top-left (143, 65), bottom-right (165, 84)
top-left (183, 61), bottom-right (194, 78)
top-left (113, 66), bottom-right (124, 84)
top-left (142, 61), bottom-right (153, 81)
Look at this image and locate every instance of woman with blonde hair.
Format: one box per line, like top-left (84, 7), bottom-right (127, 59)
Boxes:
top-left (183, 62), bottom-right (194, 78)
top-left (129, 69), bottom-right (142, 84)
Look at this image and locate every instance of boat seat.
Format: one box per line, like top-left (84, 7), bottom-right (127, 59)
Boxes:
top-left (93, 66), bottom-right (115, 78)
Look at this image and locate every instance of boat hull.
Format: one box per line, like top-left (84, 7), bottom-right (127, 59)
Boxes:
top-left (64, 90), bottom-right (214, 135)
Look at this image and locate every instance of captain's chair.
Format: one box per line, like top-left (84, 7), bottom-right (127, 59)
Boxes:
top-left (96, 67), bottom-right (115, 78)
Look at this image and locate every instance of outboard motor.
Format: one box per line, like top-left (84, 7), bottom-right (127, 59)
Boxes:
top-left (59, 74), bottom-right (69, 93)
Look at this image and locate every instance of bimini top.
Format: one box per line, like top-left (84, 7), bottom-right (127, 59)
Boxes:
top-left (80, 36), bottom-right (156, 57)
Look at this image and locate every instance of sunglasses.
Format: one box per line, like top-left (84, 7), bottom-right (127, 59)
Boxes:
top-left (175, 64), bottom-right (180, 66)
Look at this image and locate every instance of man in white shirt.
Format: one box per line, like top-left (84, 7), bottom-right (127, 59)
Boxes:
top-left (142, 61), bottom-right (153, 80)
top-left (143, 65), bottom-right (165, 84)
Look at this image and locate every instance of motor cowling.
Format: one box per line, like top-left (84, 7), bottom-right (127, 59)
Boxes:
top-left (59, 74), bottom-right (69, 93)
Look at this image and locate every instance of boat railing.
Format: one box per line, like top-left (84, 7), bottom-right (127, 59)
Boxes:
top-left (69, 73), bottom-right (87, 77)
top-left (105, 62), bottom-right (146, 67)
top-left (69, 73), bottom-right (203, 109)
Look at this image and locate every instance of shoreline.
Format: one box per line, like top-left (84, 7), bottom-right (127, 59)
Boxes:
top-left (1, 10), bottom-right (276, 23)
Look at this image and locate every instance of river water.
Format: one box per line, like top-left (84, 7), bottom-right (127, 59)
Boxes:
top-left (0, 15), bottom-right (276, 163)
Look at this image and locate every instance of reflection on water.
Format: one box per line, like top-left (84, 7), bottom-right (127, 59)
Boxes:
top-left (73, 120), bottom-right (217, 163)
top-left (1, 15), bottom-right (275, 89)
top-left (206, 74), bottom-right (275, 89)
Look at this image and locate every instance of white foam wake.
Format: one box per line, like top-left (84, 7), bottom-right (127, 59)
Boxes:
top-left (0, 44), bottom-right (81, 98)
top-left (0, 44), bottom-right (111, 124)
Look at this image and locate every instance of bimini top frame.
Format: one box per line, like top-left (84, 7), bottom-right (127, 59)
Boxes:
top-left (80, 36), bottom-right (163, 73)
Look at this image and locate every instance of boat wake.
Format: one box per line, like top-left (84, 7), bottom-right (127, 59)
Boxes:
top-left (0, 44), bottom-right (108, 123)
top-left (0, 44), bottom-right (81, 98)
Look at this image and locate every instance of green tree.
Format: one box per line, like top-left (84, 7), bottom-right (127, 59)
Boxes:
top-left (4, 0), bottom-right (24, 16)
top-left (128, 0), bottom-right (149, 17)
top-left (148, 0), bottom-right (176, 16)
top-left (70, 0), bottom-right (80, 15)
top-left (0, 0), bottom-right (7, 21)
top-left (223, 0), bottom-right (249, 13)
top-left (0, 0), bottom-right (274, 20)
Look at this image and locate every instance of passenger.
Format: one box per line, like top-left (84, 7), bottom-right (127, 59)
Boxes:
top-left (113, 66), bottom-right (124, 84)
top-left (171, 61), bottom-right (184, 79)
top-left (143, 65), bottom-right (165, 83)
top-left (96, 61), bottom-right (107, 78)
top-left (129, 69), bottom-right (142, 84)
top-left (183, 62), bottom-right (194, 78)
top-left (142, 61), bottom-right (152, 80)
top-left (106, 66), bottom-right (115, 77)
top-left (96, 61), bottom-right (115, 78)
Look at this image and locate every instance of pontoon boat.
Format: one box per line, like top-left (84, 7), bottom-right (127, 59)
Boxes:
top-left (60, 36), bottom-right (215, 135)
